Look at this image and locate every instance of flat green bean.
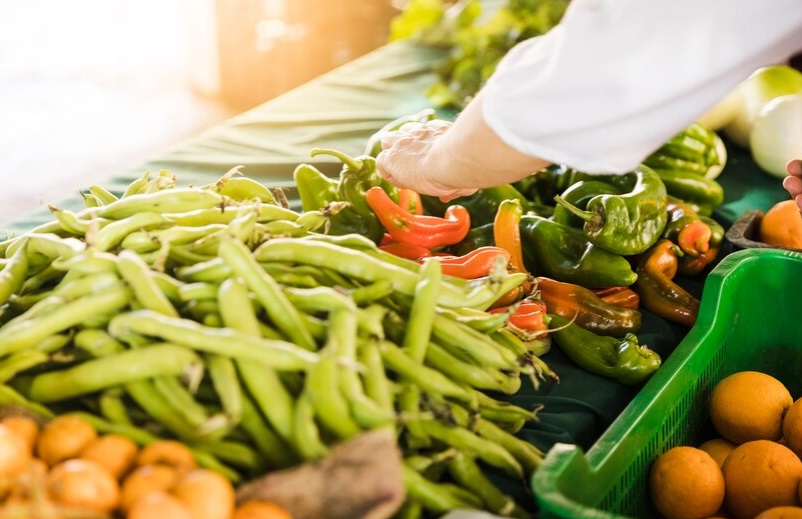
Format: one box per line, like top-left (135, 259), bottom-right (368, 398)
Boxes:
top-left (378, 339), bottom-right (475, 405)
top-left (122, 170), bottom-right (151, 198)
top-left (425, 342), bottom-right (522, 394)
top-left (93, 187), bottom-right (225, 219)
top-left (23, 343), bottom-right (202, 403)
top-left (402, 465), bottom-right (482, 513)
top-left (404, 258), bottom-right (441, 363)
top-left (0, 385), bottom-right (53, 419)
top-left (74, 328), bottom-right (126, 357)
top-left (70, 411), bottom-right (157, 445)
top-left (238, 390), bottom-right (297, 469)
top-left (88, 184), bottom-right (119, 205)
top-left (447, 452), bottom-right (529, 518)
top-left (0, 286), bottom-right (132, 356)
top-left (108, 310), bottom-right (318, 370)
top-left (207, 354), bottom-right (242, 422)
top-left (0, 244), bottom-right (29, 306)
top-left (415, 419), bottom-right (523, 479)
top-left (91, 212), bottom-right (171, 252)
top-left (292, 391), bottom-right (328, 461)
top-left (98, 388), bottom-right (132, 425)
top-left (0, 350), bottom-right (48, 383)
top-left (304, 353), bottom-right (361, 439)
top-left (218, 235), bottom-right (316, 351)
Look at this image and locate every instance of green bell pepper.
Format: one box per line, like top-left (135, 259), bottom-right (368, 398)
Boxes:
top-left (553, 165), bottom-right (668, 256)
top-left (293, 163), bottom-right (339, 212)
top-left (309, 148), bottom-right (396, 243)
top-left (547, 314), bottom-right (661, 386)
top-left (551, 179), bottom-right (621, 228)
top-left (519, 214), bottom-right (638, 288)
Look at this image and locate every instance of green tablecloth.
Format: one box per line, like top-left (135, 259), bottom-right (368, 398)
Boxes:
top-left (2, 39), bottom-right (792, 502)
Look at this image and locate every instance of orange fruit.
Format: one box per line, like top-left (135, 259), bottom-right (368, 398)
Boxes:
top-left (783, 399), bottom-right (802, 459)
top-left (760, 200), bottom-right (802, 249)
top-left (649, 446), bottom-right (725, 519)
top-left (234, 501), bottom-right (295, 519)
top-left (755, 506), bottom-right (802, 519)
top-left (698, 438), bottom-right (738, 467)
top-left (722, 440), bottom-right (802, 519)
top-left (709, 371), bottom-right (792, 444)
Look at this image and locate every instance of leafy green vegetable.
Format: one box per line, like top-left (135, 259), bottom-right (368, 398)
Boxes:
top-left (391, 0), bottom-right (570, 109)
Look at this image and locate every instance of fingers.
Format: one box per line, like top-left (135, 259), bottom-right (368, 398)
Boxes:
top-left (787, 159), bottom-right (802, 177)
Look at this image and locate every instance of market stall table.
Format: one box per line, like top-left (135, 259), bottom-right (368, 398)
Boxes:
top-left (2, 38), bottom-right (793, 511)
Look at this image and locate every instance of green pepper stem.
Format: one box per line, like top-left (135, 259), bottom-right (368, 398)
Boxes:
top-left (552, 195), bottom-right (596, 222)
top-left (309, 148), bottom-right (364, 172)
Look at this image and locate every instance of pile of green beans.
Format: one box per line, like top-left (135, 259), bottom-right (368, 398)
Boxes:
top-left (0, 169), bottom-right (551, 517)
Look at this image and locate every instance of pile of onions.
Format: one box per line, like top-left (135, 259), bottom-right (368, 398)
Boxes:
top-left (697, 65), bottom-right (802, 178)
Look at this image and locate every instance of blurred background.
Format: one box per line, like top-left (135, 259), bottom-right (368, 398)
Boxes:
top-left (0, 0), bottom-right (398, 224)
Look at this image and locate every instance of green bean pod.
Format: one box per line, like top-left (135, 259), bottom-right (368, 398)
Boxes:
top-left (21, 343), bottom-right (202, 403)
top-left (92, 188), bottom-right (225, 220)
top-left (0, 244), bottom-right (29, 306)
top-left (292, 391), bottom-right (329, 461)
top-left (0, 286), bottom-right (132, 356)
top-left (218, 234), bottom-right (317, 351)
top-left (447, 452), bottom-right (529, 518)
top-left (424, 343), bottom-right (522, 394)
top-left (0, 350), bottom-right (49, 383)
top-left (107, 310), bottom-right (318, 371)
top-left (402, 465), bottom-right (483, 514)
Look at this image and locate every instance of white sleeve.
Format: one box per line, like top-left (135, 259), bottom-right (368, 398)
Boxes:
top-left (481, 0), bottom-right (802, 173)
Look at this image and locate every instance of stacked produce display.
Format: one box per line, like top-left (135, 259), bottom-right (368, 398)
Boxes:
top-left (0, 107), bottom-right (730, 518)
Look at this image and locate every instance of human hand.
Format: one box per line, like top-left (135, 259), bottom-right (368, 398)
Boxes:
top-left (376, 120), bottom-right (478, 202)
top-left (782, 159), bottom-right (802, 212)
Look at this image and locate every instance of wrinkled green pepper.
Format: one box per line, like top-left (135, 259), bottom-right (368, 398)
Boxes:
top-left (293, 163), bottom-right (339, 212)
top-left (364, 108), bottom-right (437, 157)
top-left (519, 214), bottom-right (638, 289)
top-left (309, 148), bottom-right (397, 243)
top-left (422, 184), bottom-right (552, 227)
top-left (553, 165), bottom-right (668, 256)
top-left (547, 314), bottom-right (661, 385)
top-left (652, 169), bottom-right (724, 217)
top-left (551, 179), bottom-right (621, 228)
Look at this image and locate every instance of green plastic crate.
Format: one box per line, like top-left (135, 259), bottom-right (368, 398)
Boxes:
top-left (532, 248), bottom-right (802, 519)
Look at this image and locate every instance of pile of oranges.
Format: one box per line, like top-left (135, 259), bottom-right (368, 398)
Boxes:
top-left (650, 370), bottom-right (802, 519)
top-left (0, 413), bottom-right (292, 519)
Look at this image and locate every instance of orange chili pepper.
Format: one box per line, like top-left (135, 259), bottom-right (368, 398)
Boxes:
top-left (635, 239), bottom-right (700, 327)
top-left (591, 286), bottom-right (641, 310)
top-left (378, 241), bottom-right (433, 260)
top-left (664, 199), bottom-right (712, 257)
top-left (490, 301), bottom-right (548, 334)
top-left (422, 246), bottom-right (511, 279)
top-left (537, 277), bottom-right (642, 337)
top-left (398, 188), bottom-right (423, 215)
top-left (493, 199), bottom-right (527, 274)
top-left (365, 186), bottom-right (470, 249)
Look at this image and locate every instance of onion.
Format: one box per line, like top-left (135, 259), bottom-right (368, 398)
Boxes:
top-left (723, 65), bottom-right (802, 148)
top-left (749, 94), bottom-right (802, 178)
top-left (697, 87), bottom-right (742, 131)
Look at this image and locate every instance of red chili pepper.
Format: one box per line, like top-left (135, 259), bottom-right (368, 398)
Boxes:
top-left (677, 246), bottom-right (720, 277)
top-left (491, 301), bottom-right (548, 333)
top-left (398, 188), bottom-right (423, 215)
top-left (379, 241), bottom-right (433, 260)
top-left (493, 199), bottom-right (527, 274)
top-left (422, 246), bottom-right (511, 279)
top-left (592, 286), bottom-right (641, 310)
top-left (365, 186), bottom-right (470, 249)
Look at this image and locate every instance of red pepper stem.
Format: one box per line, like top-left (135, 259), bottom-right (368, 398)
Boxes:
top-left (553, 195), bottom-right (596, 222)
top-left (309, 148), bottom-right (364, 171)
